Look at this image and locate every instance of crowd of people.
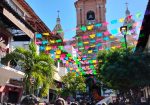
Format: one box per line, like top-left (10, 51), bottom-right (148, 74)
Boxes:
top-left (54, 97), bottom-right (95, 105)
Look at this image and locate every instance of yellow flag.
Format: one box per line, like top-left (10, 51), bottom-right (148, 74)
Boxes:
top-left (56, 50), bottom-right (61, 54)
top-left (76, 69), bottom-right (79, 72)
top-left (119, 18), bottom-right (124, 23)
top-left (50, 40), bottom-right (55, 43)
top-left (87, 25), bottom-right (94, 30)
top-left (84, 42), bottom-right (89, 44)
top-left (90, 45), bottom-right (96, 47)
top-left (43, 33), bottom-right (50, 36)
top-left (46, 46), bottom-right (51, 51)
top-left (56, 55), bottom-right (60, 58)
top-left (88, 50), bottom-right (93, 53)
top-left (90, 34), bottom-right (96, 38)
top-left (109, 36), bottom-right (114, 39)
top-left (66, 61), bottom-right (69, 64)
top-left (70, 68), bottom-right (73, 70)
top-left (93, 60), bottom-right (96, 63)
top-left (111, 46), bottom-right (116, 49)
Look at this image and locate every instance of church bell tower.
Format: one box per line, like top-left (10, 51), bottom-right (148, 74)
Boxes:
top-left (74, 0), bottom-right (108, 75)
top-left (75, 0), bottom-right (106, 26)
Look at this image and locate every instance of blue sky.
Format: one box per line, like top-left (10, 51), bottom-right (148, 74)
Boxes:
top-left (26, 0), bottom-right (148, 40)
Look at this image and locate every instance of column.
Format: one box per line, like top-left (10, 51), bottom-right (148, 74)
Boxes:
top-left (96, 4), bottom-right (100, 22)
top-left (79, 8), bottom-right (82, 25)
top-left (100, 5), bottom-right (104, 22)
top-left (77, 8), bottom-right (80, 26)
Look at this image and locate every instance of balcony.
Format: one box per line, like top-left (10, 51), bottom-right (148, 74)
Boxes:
top-left (0, 0), bottom-right (35, 39)
top-left (0, 63), bottom-right (24, 86)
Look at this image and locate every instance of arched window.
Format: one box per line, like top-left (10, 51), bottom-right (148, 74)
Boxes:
top-left (87, 11), bottom-right (95, 20)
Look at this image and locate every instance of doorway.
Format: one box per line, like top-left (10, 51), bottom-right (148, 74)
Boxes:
top-left (8, 91), bottom-right (19, 103)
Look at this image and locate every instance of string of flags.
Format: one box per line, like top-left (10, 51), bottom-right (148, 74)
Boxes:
top-left (35, 33), bottom-right (139, 75)
top-left (34, 11), bottom-right (143, 75)
top-left (40, 12), bottom-right (142, 34)
top-left (36, 21), bottom-right (141, 39)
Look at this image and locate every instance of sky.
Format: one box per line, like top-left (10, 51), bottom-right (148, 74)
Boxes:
top-left (26, 0), bottom-right (148, 40)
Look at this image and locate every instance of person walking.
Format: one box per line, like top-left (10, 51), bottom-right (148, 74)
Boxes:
top-left (54, 97), bottom-right (66, 105)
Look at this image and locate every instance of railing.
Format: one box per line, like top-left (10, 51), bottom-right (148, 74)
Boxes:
top-left (0, 63), bottom-right (24, 75)
top-left (1, 0), bottom-right (35, 33)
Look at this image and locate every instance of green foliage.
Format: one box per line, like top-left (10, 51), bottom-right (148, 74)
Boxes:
top-left (60, 72), bottom-right (86, 97)
top-left (97, 47), bottom-right (150, 91)
top-left (2, 42), bottom-right (55, 97)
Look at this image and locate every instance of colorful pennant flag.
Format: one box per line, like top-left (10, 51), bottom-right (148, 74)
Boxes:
top-left (40, 46), bottom-right (45, 51)
top-left (96, 32), bottom-right (103, 37)
top-left (43, 33), bottom-right (50, 36)
top-left (94, 23), bottom-right (102, 27)
top-left (90, 34), bottom-right (96, 38)
top-left (80, 26), bottom-right (87, 31)
top-left (36, 33), bottom-right (42, 38)
top-left (42, 40), bottom-right (48, 45)
top-left (56, 50), bottom-right (61, 54)
top-left (119, 18), bottom-right (125, 23)
top-left (110, 29), bottom-right (118, 35)
top-left (46, 46), bottom-right (51, 51)
top-left (87, 25), bottom-right (94, 30)
top-left (111, 20), bottom-right (118, 24)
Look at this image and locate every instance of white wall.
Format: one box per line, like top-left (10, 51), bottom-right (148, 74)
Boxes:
top-left (10, 41), bottom-right (30, 51)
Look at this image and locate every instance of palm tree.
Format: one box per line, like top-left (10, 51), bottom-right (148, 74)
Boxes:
top-left (2, 42), bottom-right (55, 97)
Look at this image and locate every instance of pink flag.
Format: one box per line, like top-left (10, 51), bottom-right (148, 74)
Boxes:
top-left (103, 31), bottom-right (110, 36)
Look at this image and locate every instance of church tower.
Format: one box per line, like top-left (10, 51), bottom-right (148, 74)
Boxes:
top-left (75, 0), bottom-right (106, 26)
top-left (123, 3), bottom-right (136, 35)
top-left (53, 11), bottom-right (64, 39)
top-left (123, 3), bottom-right (137, 46)
top-left (74, 0), bottom-right (108, 75)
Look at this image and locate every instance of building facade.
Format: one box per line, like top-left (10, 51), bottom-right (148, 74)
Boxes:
top-left (0, 0), bottom-right (54, 104)
top-left (74, 0), bottom-right (108, 75)
top-left (73, 0), bottom-right (108, 101)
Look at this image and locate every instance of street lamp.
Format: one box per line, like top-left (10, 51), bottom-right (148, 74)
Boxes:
top-left (120, 26), bottom-right (128, 50)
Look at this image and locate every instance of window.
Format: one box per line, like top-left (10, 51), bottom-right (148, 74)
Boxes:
top-left (87, 11), bottom-right (95, 20)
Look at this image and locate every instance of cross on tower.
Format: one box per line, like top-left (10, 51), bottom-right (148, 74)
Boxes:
top-left (125, 2), bottom-right (128, 9)
top-left (57, 10), bottom-right (60, 18)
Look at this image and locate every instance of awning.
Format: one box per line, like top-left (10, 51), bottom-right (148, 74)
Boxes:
top-left (0, 64), bottom-right (24, 86)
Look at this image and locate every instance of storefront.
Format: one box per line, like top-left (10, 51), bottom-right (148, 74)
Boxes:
top-left (0, 83), bottom-right (23, 104)
top-left (0, 64), bottom-right (24, 103)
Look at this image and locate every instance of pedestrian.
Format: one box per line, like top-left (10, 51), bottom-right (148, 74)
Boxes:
top-left (54, 97), bottom-right (66, 105)
top-left (71, 102), bottom-right (78, 105)
top-left (102, 103), bottom-right (107, 105)
top-left (108, 102), bottom-right (113, 105)
top-left (80, 100), bottom-right (87, 105)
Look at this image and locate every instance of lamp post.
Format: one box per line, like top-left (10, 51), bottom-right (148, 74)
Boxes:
top-left (120, 26), bottom-right (128, 50)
